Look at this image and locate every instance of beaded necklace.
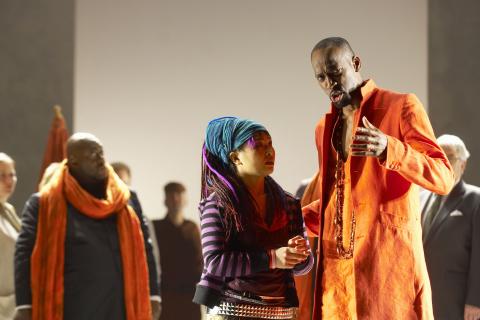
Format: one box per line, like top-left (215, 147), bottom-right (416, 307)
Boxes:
top-left (332, 115), bottom-right (356, 259)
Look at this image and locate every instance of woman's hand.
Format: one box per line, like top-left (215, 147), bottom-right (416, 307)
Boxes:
top-left (274, 235), bottom-right (310, 269)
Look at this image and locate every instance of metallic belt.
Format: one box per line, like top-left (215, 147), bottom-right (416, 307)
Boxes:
top-left (207, 301), bottom-right (296, 319)
top-left (223, 290), bottom-right (285, 306)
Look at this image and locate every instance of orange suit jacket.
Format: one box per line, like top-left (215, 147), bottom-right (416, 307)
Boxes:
top-left (304, 80), bottom-right (455, 319)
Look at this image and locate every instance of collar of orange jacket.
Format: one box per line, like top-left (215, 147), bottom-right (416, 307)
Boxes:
top-left (327, 79), bottom-right (377, 115)
top-left (31, 160), bottom-right (151, 320)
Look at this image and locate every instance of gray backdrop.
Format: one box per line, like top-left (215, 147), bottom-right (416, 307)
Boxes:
top-left (1, 0), bottom-right (479, 217)
top-left (429, 0), bottom-right (480, 186)
top-left (0, 0), bottom-right (74, 211)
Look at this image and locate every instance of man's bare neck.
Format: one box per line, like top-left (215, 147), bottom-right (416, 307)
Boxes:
top-left (341, 104), bottom-right (359, 119)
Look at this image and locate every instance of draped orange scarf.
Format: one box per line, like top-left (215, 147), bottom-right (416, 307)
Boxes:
top-left (31, 160), bottom-right (151, 320)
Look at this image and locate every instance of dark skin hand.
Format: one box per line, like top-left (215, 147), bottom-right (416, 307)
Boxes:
top-left (351, 116), bottom-right (388, 161)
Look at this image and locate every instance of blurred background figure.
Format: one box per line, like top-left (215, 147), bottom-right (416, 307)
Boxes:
top-left (153, 182), bottom-right (202, 320)
top-left (38, 162), bottom-right (61, 190)
top-left (0, 153), bottom-right (21, 320)
top-left (111, 161), bottom-right (161, 289)
top-left (295, 177), bottom-right (312, 200)
top-left (421, 134), bottom-right (480, 320)
top-left (111, 162), bottom-right (132, 186)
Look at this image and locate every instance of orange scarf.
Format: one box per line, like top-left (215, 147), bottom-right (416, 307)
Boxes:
top-left (31, 160), bottom-right (151, 320)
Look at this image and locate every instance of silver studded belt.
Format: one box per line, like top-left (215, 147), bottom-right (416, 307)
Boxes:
top-left (207, 301), bottom-right (296, 319)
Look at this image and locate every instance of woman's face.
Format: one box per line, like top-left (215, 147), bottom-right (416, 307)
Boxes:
top-left (0, 161), bottom-right (17, 203)
top-left (232, 131), bottom-right (275, 178)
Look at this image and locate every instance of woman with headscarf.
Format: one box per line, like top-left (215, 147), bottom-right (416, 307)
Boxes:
top-left (193, 117), bottom-right (314, 320)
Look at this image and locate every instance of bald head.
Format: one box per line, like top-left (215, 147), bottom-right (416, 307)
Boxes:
top-left (67, 133), bottom-right (107, 182)
top-left (67, 133), bottom-right (102, 157)
top-left (311, 37), bottom-right (355, 59)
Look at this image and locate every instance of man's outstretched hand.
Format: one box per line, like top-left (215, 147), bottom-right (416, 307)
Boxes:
top-left (351, 116), bottom-right (388, 161)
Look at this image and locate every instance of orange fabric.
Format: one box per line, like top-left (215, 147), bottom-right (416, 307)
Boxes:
top-left (300, 172), bottom-right (322, 236)
top-left (39, 106), bottom-right (68, 185)
top-left (321, 156), bottom-right (357, 319)
top-left (31, 160), bottom-right (151, 320)
top-left (294, 172), bottom-right (320, 320)
top-left (304, 80), bottom-right (455, 319)
top-left (294, 235), bottom-right (317, 320)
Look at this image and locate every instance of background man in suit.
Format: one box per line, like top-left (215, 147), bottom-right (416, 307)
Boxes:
top-left (14, 133), bottom-right (161, 320)
top-left (421, 134), bottom-right (480, 320)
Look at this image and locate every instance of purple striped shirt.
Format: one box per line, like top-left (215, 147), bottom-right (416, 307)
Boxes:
top-left (193, 192), bottom-right (314, 308)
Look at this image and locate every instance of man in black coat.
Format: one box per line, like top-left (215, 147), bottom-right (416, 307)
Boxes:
top-left (421, 134), bottom-right (480, 320)
top-left (13, 133), bottom-right (160, 320)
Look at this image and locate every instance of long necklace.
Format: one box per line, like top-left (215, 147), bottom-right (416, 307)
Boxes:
top-left (333, 116), bottom-right (356, 259)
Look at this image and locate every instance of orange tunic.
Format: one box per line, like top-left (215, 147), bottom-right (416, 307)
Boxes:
top-left (303, 80), bottom-right (455, 319)
top-left (321, 149), bottom-right (357, 319)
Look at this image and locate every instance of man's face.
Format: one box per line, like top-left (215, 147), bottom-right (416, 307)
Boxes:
top-left (165, 191), bottom-right (187, 214)
top-left (0, 161), bottom-right (17, 202)
top-left (71, 141), bottom-right (108, 181)
top-left (311, 46), bottom-right (361, 109)
top-left (441, 144), bottom-right (466, 184)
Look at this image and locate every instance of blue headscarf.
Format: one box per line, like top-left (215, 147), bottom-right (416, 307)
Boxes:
top-left (204, 116), bottom-right (267, 167)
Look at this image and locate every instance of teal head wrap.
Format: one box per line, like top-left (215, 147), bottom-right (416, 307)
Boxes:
top-left (204, 116), bottom-right (267, 167)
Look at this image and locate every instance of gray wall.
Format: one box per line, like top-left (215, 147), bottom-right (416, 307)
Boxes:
top-left (429, 0), bottom-right (480, 185)
top-left (2, 0), bottom-right (476, 214)
top-left (0, 1), bottom-right (74, 211)
top-left (75, 0), bottom-right (427, 221)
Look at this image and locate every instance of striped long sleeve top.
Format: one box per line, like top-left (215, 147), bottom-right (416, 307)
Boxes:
top-left (193, 191), bottom-right (314, 308)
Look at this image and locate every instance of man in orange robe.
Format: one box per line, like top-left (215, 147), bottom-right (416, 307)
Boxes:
top-left (303, 37), bottom-right (455, 319)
